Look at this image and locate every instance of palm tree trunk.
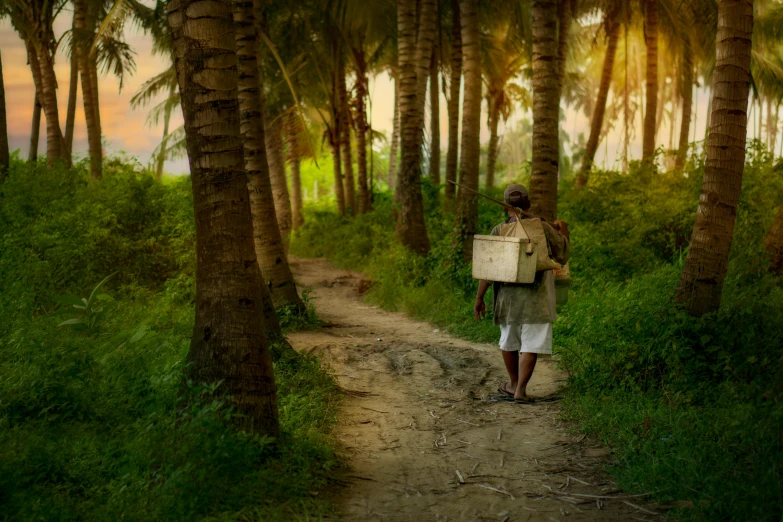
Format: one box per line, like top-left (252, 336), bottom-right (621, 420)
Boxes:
top-left (455, 0), bottom-right (480, 260)
top-left (766, 98), bottom-right (774, 151)
top-left (676, 0), bottom-right (754, 316)
top-left (262, 105), bottom-right (293, 245)
top-left (396, 0), bottom-right (431, 255)
top-left (338, 56), bottom-right (356, 215)
top-left (675, 41), bottom-right (693, 170)
top-left (445, 0), bottom-right (462, 202)
top-left (353, 44), bottom-right (371, 214)
top-left (765, 204), bottom-right (783, 274)
top-left (27, 41), bottom-right (64, 165)
top-left (642, 0), bottom-right (658, 162)
top-left (64, 49), bottom-right (78, 158)
top-left (74, 0), bottom-right (103, 179)
top-left (530, 0), bottom-right (560, 221)
top-left (168, 0), bottom-right (279, 436)
top-left (155, 104), bottom-right (171, 180)
top-left (88, 56), bottom-right (102, 144)
top-left (286, 111), bottom-right (305, 229)
top-left (486, 97), bottom-right (500, 188)
top-left (577, 20), bottom-right (618, 186)
top-left (415, 0), bottom-right (436, 134)
top-left (388, 70), bottom-right (400, 191)
top-left (330, 116), bottom-right (345, 214)
top-left (29, 92), bottom-right (41, 162)
top-left (770, 102), bottom-right (780, 156)
top-left (429, 44), bottom-right (441, 185)
top-left (0, 50), bottom-right (9, 180)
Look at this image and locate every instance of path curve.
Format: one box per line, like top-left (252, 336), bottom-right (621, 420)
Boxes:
top-left (289, 258), bottom-right (660, 522)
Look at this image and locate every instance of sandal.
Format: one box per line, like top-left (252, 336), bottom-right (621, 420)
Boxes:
top-left (497, 382), bottom-right (515, 397)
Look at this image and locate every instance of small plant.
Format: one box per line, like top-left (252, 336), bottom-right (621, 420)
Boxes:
top-left (53, 273), bottom-right (116, 330)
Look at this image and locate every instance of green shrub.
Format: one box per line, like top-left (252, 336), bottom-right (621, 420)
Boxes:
top-left (0, 158), bottom-right (341, 521)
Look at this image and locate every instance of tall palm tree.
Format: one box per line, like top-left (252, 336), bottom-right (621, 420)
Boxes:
top-left (11, 3), bottom-right (66, 166)
top-left (74, 0), bottom-right (103, 178)
top-left (676, 0), bottom-right (754, 316)
top-left (530, 0), bottom-right (560, 221)
top-left (262, 102), bottom-right (294, 244)
top-left (674, 36), bottom-right (693, 169)
top-left (337, 55), bottom-right (356, 214)
top-left (483, 18), bottom-right (529, 188)
top-left (429, 44), bottom-right (441, 185)
top-left (64, 37), bottom-right (78, 157)
top-left (577, 14), bottom-right (620, 186)
top-left (167, 0), bottom-right (279, 435)
top-left (387, 68), bottom-right (400, 189)
top-left (641, 0), bottom-right (658, 162)
top-left (286, 110), bottom-right (305, 229)
top-left (444, 0), bottom-right (461, 202)
top-left (0, 49), bottom-right (9, 180)
top-left (396, 0), bottom-right (431, 255)
top-left (28, 93), bottom-right (41, 162)
top-left (455, 0), bottom-right (480, 259)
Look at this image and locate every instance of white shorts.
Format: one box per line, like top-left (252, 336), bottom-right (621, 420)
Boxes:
top-left (499, 323), bottom-right (553, 355)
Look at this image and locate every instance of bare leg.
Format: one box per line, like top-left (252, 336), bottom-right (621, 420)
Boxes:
top-left (501, 350), bottom-right (519, 391)
top-left (515, 352), bottom-right (538, 400)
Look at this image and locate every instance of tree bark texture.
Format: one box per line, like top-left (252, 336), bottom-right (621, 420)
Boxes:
top-left (642, 0), bottom-right (658, 162)
top-left (676, 0), bottom-right (754, 316)
top-left (388, 70), bottom-right (400, 191)
top-left (445, 0), bottom-right (462, 202)
top-left (155, 103), bottom-right (171, 180)
top-left (577, 19), bottom-right (618, 186)
top-left (353, 44), bottom-right (371, 213)
top-left (530, 0), bottom-right (560, 221)
top-left (243, 0), bottom-right (303, 314)
top-left (556, 0), bottom-right (570, 87)
top-left (485, 98), bottom-right (500, 188)
top-left (396, 0), bottom-right (431, 255)
top-left (168, 0), bottom-right (279, 435)
top-left (765, 204), bottom-right (783, 274)
top-left (675, 39), bottom-right (693, 170)
top-left (337, 56), bottom-right (356, 214)
top-left (262, 104), bottom-right (293, 245)
top-left (0, 50), bottom-right (9, 179)
top-left (455, 0), bottom-right (480, 261)
top-left (26, 40), bottom-right (65, 165)
top-left (64, 48), bottom-right (78, 157)
top-left (29, 92), bottom-right (41, 162)
top-left (286, 111), bottom-right (305, 229)
top-left (429, 45), bottom-right (441, 185)
top-left (74, 0), bottom-right (103, 178)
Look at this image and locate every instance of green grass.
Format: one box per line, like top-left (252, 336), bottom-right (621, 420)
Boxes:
top-left (0, 156), bottom-right (341, 521)
top-left (291, 146), bottom-right (783, 521)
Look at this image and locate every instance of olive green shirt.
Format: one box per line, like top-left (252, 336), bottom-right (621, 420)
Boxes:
top-left (490, 217), bottom-right (570, 325)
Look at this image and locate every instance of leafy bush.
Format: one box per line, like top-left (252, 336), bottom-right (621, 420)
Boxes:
top-left (0, 158), bottom-right (341, 521)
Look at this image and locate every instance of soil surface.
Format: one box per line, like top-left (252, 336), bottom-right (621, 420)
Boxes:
top-left (289, 258), bottom-right (661, 522)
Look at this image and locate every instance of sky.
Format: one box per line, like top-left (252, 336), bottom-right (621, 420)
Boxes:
top-left (2, 17), bottom-right (756, 177)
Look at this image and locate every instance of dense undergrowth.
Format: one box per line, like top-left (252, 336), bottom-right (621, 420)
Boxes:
top-left (0, 155), bottom-right (339, 521)
top-left (291, 145), bottom-right (783, 521)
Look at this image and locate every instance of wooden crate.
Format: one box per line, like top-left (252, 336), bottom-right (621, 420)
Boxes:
top-left (472, 235), bottom-right (537, 283)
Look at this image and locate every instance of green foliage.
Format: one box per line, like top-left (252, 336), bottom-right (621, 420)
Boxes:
top-left (0, 158), bottom-right (341, 521)
top-left (292, 148), bottom-right (783, 521)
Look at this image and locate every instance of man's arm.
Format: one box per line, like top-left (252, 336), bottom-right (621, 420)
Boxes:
top-left (474, 280), bottom-right (491, 321)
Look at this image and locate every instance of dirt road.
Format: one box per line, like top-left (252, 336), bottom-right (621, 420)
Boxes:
top-left (289, 258), bottom-right (660, 522)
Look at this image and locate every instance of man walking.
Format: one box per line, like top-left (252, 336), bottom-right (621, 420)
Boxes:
top-left (473, 184), bottom-right (570, 403)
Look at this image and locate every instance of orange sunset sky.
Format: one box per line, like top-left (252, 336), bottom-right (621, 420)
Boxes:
top-left (1, 13), bottom-right (730, 176)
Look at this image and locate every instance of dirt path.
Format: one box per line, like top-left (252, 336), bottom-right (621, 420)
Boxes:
top-left (288, 258), bottom-right (660, 522)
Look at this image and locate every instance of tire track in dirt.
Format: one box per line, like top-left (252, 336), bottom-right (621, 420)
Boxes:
top-left (288, 258), bottom-right (661, 522)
